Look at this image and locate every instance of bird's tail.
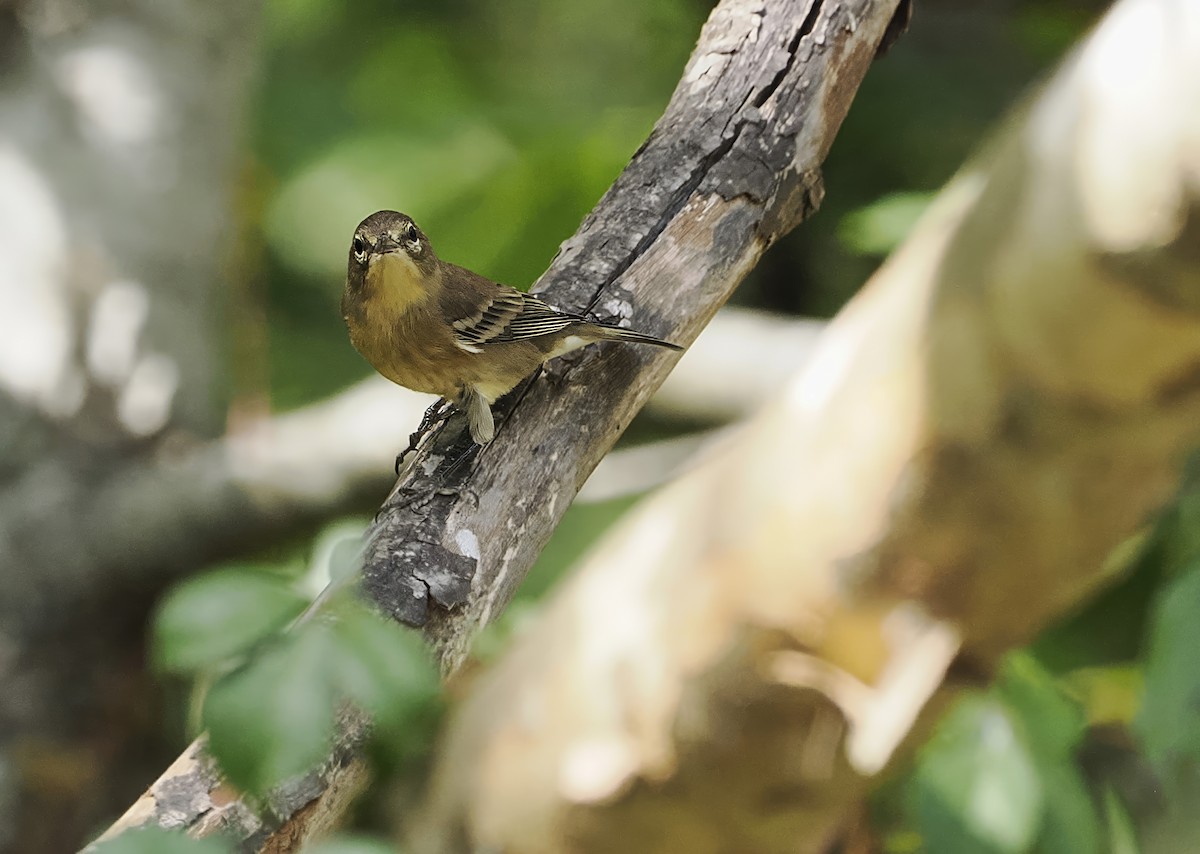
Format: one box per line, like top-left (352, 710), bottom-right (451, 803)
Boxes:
top-left (591, 325), bottom-right (684, 351)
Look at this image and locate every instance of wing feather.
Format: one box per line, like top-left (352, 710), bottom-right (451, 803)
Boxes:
top-left (449, 287), bottom-right (584, 351)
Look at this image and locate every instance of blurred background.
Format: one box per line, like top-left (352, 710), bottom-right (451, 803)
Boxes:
top-left (12, 0), bottom-right (1195, 852)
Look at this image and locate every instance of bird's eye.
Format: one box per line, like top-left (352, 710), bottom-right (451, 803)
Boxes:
top-left (405, 224), bottom-right (419, 243)
top-left (352, 236), bottom-right (365, 255)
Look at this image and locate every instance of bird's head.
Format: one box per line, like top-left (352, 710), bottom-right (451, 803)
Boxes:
top-left (345, 210), bottom-right (439, 301)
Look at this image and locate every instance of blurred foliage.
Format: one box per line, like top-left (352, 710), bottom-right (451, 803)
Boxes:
top-left (89, 827), bottom-right (233, 854)
top-left (1137, 564), bottom-right (1200, 794)
top-left (153, 552), bottom-right (441, 796)
top-left (154, 568), bottom-right (309, 673)
top-left (154, 0), bottom-right (1200, 850)
top-left (867, 472), bottom-right (1200, 853)
top-left (901, 657), bottom-right (1103, 854)
top-left (90, 828), bottom-right (401, 854)
top-left (838, 191), bottom-right (933, 257)
top-left (910, 695), bottom-right (1045, 854)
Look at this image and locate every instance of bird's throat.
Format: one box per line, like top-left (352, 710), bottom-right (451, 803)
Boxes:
top-left (366, 252), bottom-right (429, 317)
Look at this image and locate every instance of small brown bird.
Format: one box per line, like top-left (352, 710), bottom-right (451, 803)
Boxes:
top-left (342, 210), bottom-right (683, 446)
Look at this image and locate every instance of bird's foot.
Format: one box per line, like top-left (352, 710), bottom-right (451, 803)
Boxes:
top-left (395, 397), bottom-right (456, 474)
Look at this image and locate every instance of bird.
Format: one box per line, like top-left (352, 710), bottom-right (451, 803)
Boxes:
top-left (342, 210), bottom-right (683, 450)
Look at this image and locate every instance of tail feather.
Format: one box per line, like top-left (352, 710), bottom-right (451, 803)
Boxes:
top-left (591, 324), bottom-right (684, 351)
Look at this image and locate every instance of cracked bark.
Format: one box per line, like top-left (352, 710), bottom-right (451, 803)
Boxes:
top-left (368, 0), bottom-right (895, 660)
top-left (94, 0), bottom-right (903, 849)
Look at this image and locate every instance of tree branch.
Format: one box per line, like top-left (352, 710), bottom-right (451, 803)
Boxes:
top-left (365, 0), bottom-right (898, 663)
top-left (409, 0), bottom-right (1200, 850)
top-left (94, 0), bottom-right (901, 848)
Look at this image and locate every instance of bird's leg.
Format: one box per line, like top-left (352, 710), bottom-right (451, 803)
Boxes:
top-left (395, 397), bottom-right (456, 474)
top-left (460, 385), bottom-right (495, 445)
top-left (433, 369), bottom-right (545, 482)
top-left (433, 385), bottom-right (495, 480)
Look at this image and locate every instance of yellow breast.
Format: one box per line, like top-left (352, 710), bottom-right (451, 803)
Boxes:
top-left (366, 252), bottom-right (426, 314)
top-left (344, 254), bottom-right (461, 396)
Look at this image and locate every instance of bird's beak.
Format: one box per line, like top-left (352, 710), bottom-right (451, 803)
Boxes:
top-left (374, 234), bottom-right (405, 254)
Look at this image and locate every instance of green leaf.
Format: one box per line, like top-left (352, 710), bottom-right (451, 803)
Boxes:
top-left (838, 191), bottom-right (933, 256)
top-left (89, 826), bottom-right (232, 854)
top-left (1136, 567), bottom-right (1200, 788)
top-left (154, 569), bottom-right (308, 673)
top-left (994, 656), bottom-right (1102, 853)
top-left (997, 654), bottom-right (1086, 762)
top-left (1156, 490), bottom-right (1200, 578)
top-left (913, 695), bottom-right (1043, 854)
top-left (302, 834), bottom-right (398, 854)
top-left (203, 623), bottom-right (337, 795)
top-left (1032, 762), bottom-right (1101, 854)
top-left (331, 604), bottom-right (442, 756)
top-left (1103, 788), bottom-right (1140, 854)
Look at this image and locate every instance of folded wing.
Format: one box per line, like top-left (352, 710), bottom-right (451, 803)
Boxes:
top-left (448, 285), bottom-right (583, 353)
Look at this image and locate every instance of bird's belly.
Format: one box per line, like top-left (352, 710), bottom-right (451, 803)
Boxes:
top-left (377, 356), bottom-right (450, 396)
top-left (462, 342), bottom-right (547, 402)
top-left (349, 312), bottom-right (549, 403)
top-left (377, 351), bottom-right (451, 396)
top-left (348, 320), bottom-right (453, 397)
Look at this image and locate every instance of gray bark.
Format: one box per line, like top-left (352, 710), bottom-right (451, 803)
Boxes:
top-left (365, 0), bottom-right (899, 666)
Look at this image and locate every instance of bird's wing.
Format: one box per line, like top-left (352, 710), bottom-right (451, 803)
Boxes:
top-left (500, 294), bottom-right (585, 340)
top-left (443, 275), bottom-right (582, 352)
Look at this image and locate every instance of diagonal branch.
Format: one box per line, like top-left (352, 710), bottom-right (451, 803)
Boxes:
top-left (94, 0), bottom-right (904, 849)
top-left (365, 0), bottom-right (900, 667)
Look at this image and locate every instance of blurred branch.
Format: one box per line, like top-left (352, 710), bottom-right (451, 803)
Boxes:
top-left (579, 428), bottom-right (729, 503)
top-left (0, 1), bottom-right (260, 848)
top-left (408, 0), bottom-right (1200, 850)
top-left (652, 308), bottom-right (825, 422)
top-left (96, 0), bottom-right (902, 848)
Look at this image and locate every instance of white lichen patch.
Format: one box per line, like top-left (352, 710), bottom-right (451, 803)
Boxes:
top-left (596, 294), bottom-right (635, 325)
top-left (455, 528), bottom-right (480, 561)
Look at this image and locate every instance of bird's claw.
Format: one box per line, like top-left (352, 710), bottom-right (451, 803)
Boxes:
top-left (395, 397), bottom-right (457, 474)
